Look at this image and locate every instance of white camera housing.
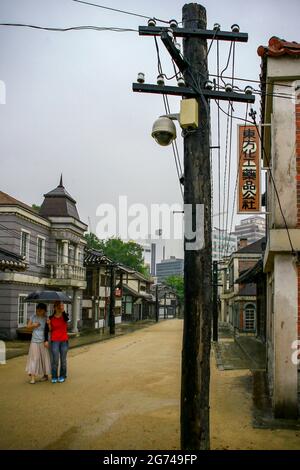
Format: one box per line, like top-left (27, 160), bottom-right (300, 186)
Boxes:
top-left (151, 117), bottom-right (177, 146)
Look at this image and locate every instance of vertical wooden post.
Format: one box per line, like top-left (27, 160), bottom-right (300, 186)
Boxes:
top-left (181, 3), bottom-right (212, 450)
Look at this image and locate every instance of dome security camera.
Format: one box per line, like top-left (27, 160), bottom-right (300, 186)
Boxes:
top-left (151, 116), bottom-right (177, 146)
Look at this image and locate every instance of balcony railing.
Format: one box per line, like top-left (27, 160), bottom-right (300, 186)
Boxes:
top-left (49, 264), bottom-right (86, 281)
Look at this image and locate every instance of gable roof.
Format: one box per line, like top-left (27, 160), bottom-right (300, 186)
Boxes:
top-left (0, 191), bottom-right (38, 214)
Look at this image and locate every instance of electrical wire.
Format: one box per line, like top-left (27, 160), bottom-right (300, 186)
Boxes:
top-left (0, 222), bottom-right (72, 261)
top-left (0, 23), bottom-right (138, 33)
top-left (220, 42), bottom-right (233, 86)
top-left (154, 37), bottom-right (183, 200)
top-left (223, 41), bottom-right (236, 256)
top-left (224, 102), bottom-right (249, 257)
top-left (250, 111), bottom-right (296, 255)
top-left (217, 38), bottom-right (221, 260)
top-left (71, 0), bottom-right (172, 24)
top-left (216, 102), bottom-right (295, 255)
top-left (221, 103), bottom-right (230, 256)
top-left (209, 72), bottom-right (294, 89)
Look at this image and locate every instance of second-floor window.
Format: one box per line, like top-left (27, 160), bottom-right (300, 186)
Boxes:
top-left (20, 230), bottom-right (30, 261)
top-left (57, 242), bottom-right (63, 264)
top-left (36, 236), bottom-right (45, 266)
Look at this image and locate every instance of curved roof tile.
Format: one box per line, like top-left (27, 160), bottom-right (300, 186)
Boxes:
top-left (258, 36), bottom-right (300, 58)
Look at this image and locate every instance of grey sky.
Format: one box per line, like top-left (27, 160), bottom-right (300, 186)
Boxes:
top-left (1, 0), bottom-right (299, 258)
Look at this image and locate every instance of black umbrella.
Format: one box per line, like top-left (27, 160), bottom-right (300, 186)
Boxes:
top-left (24, 290), bottom-right (72, 304)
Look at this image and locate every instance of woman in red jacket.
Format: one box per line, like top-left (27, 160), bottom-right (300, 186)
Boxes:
top-left (45, 301), bottom-right (69, 384)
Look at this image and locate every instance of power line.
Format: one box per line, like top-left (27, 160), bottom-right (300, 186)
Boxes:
top-left (216, 101), bottom-right (295, 255)
top-left (250, 111), bottom-right (295, 255)
top-left (0, 23), bottom-right (137, 32)
top-left (217, 38), bottom-right (221, 260)
top-left (209, 72), bottom-right (294, 88)
top-left (224, 102), bottom-right (249, 257)
top-left (71, 0), bottom-right (171, 24)
top-left (153, 37), bottom-right (183, 200)
top-left (223, 41), bottom-right (236, 256)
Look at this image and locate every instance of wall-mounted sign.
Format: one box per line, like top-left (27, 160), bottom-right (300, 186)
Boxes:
top-left (237, 125), bottom-right (261, 213)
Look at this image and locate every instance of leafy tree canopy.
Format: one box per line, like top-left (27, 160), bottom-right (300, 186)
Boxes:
top-left (84, 233), bottom-right (150, 278)
top-left (164, 275), bottom-right (184, 306)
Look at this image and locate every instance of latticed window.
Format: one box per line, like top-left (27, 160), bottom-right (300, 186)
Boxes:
top-left (244, 304), bottom-right (256, 331)
top-left (20, 231), bottom-right (30, 260)
top-left (18, 295), bottom-right (27, 327)
top-left (36, 237), bottom-right (45, 266)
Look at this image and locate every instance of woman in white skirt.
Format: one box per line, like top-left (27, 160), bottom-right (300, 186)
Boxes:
top-left (25, 303), bottom-right (51, 384)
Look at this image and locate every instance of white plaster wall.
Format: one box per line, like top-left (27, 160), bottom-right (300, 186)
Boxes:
top-left (273, 254), bottom-right (298, 417)
top-left (271, 82), bottom-right (297, 228)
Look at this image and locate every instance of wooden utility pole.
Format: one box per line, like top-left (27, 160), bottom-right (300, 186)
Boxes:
top-left (181, 3), bottom-right (212, 450)
top-left (109, 264), bottom-right (115, 335)
top-left (155, 284), bottom-right (159, 322)
top-left (132, 3), bottom-right (254, 450)
top-left (212, 260), bottom-right (219, 342)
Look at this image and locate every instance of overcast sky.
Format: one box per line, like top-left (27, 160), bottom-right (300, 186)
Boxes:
top-left (1, 0), bottom-right (299, 258)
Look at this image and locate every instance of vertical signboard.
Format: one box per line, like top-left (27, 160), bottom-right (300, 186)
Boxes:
top-left (237, 125), bottom-right (261, 213)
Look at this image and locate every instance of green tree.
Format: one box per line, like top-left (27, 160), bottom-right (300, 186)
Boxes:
top-left (164, 275), bottom-right (184, 306)
top-left (31, 204), bottom-right (40, 213)
top-left (84, 233), bottom-right (150, 277)
top-left (84, 232), bottom-right (103, 251)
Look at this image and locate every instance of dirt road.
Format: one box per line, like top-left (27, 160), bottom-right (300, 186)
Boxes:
top-left (0, 319), bottom-right (299, 450)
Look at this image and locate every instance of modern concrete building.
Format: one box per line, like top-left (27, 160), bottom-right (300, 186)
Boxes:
top-left (156, 257), bottom-right (184, 282)
top-left (0, 177), bottom-right (87, 339)
top-left (212, 228), bottom-right (237, 260)
top-left (258, 36), bottom-right (300, 418)
top-left (234, 216), bottom-right (266, 245)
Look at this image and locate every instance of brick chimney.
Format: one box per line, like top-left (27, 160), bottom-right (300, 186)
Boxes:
top-left (238, 238), bottom-right (248, 249)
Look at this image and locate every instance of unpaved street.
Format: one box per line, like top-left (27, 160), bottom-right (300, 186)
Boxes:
top-left (0, 319), bottom-right (299, 450)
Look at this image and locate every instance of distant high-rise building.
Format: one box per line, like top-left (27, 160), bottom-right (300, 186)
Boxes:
top-left (234, 216), bottom-right (266, 245)
top-left (156, 256), bottom-right (184, 282)
top-left (212, 228), bottom-right (237, 260)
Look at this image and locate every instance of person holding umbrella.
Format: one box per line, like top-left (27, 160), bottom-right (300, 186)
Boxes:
top-left (44, 301), bottom-right (69, 384)
top-left (25, 303), bottom-right (51, 384)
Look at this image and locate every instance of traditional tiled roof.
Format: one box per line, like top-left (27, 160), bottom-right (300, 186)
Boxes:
top-left (257, 37), bottom-right (300, 58)
top-left (122, 283), bottom-right (152, 301)
top-left (84, 247), bottom-right (112, 266)
top-left (84, 247), bottom-right (152, 283)
top-left (0, 247), bottom-right (27, 271)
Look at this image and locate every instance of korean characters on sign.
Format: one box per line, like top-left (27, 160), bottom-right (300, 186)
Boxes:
top-left (238, 125), bottom-right (261, 213)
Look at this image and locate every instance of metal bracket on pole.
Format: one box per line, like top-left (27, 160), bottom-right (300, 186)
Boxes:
top-left (160, 31), bottom-right (188, 73)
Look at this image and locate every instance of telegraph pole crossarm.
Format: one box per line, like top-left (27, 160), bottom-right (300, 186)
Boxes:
top-left (138, 25), bottom-right (248, 42)
top-left (132, 83), bottom-right (255, 103)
